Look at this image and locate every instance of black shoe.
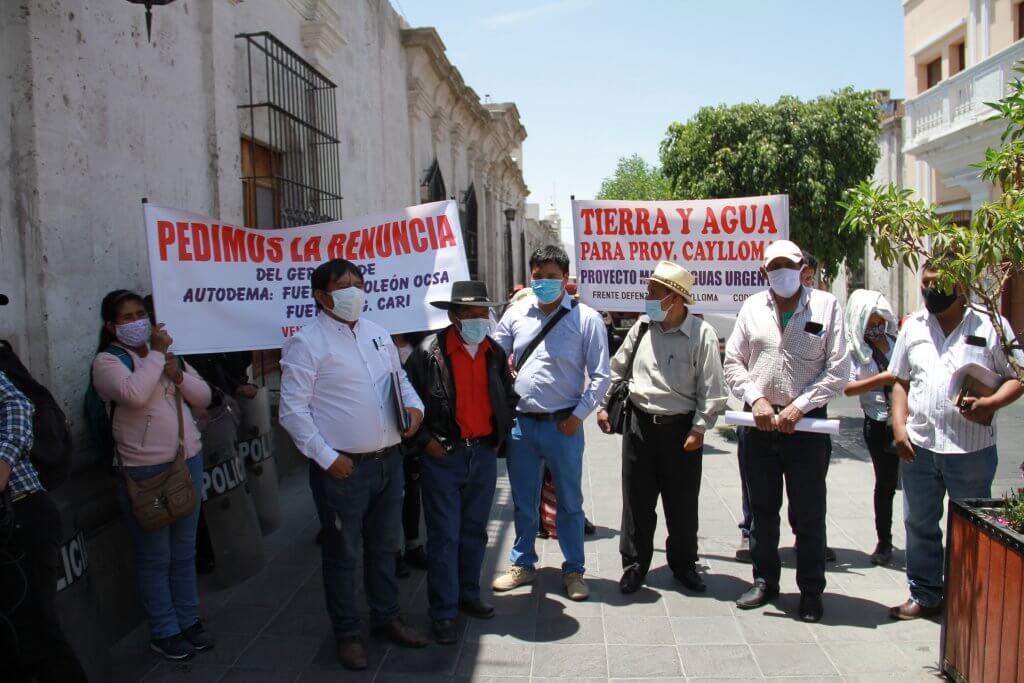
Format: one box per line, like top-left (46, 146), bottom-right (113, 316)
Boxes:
top-left (404, 545), bottom-right (429, 571)
top-left (870, 542), bottom-right (893, 566)
top-left (674, 567), bottom-right (707, 593)
top-left (537, 526), bottom-right (550, 539)
top-left (583, 518), bottom-right (597, 536)
top-left (150, 634), bottom-right (195, 662)
top-left (432, 619), bottom-right (458, 645)
top-left (459, 599), bottom-right (495, 619)
top-left (825, 547), bottom-right (837, 563)
top-left (181, 621), bottom-right (214, 652)
top-left (736, 579), bottom-right (779, 610)
top-left (799, 593), bottom-right (824, 623)
top-left (395, 552), bottom-right (411, 581)
top-left (619, 566), bottom-right (644, 594)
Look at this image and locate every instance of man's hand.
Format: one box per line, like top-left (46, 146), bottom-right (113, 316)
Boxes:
top-left (150, 323), bottom-right (173, 353)
top-left (0, 460), bottom-right (10, 492)
top-left (235, 384), bottom-right (259, 400)
top-left (751, 398), bottom-right (776, 432)
top-left (326, 454), bottom-right (354, 480)
top-left (402, 408), bottom-right (423, 439)
top-left (424, 439), bottom-right (447, 459)
top-left (775, 403), bottom-right (803, 434)
top-left (892, 426), bottom-right (915, 463)
top-left (558, 415), bottom-right (583, 436)
top-left (959, 396), bottom-right (996, 425)
top-left (683, 431), bottom-right (704, 452)
top-left (596, 409), bottom-right (613, 434)
top-left (163, 353), bottom-right (184, 385)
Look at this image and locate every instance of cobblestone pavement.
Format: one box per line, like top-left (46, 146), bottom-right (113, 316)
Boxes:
top-left (112, 395), bottom-right (1024, 682)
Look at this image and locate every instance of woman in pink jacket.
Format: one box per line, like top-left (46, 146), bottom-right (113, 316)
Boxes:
top-left (92, 290), bottom-right (213, 662)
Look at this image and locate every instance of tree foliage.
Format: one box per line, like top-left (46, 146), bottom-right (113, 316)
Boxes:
top-left (659, 88), bottom-right (881, 279)
top-left (840, 66), bottom-right (1024, 381)
top-left (596, 154), bottom-right (673, 201)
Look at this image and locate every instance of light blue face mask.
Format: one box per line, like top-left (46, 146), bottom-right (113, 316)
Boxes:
top-left (645, 295), bottom-right (672, 322)
top-left (531, 279), bottom-right (564, 305)
top-left (458, 317), bottom-right (490, 345)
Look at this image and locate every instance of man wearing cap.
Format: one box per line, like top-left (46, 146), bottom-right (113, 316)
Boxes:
top-left (597, 262), bottom-right (727, 595)
top-left (404, 282), bottom-right (518, 645)
top-left (724, 240), bottom-right (850, 623)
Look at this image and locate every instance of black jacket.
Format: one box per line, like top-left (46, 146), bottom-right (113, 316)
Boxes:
top-left (405, 329), bottom-right (518, 451)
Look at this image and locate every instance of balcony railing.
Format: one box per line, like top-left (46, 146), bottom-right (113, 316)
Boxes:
top-left (904, 39), bottom-right (1024, 152)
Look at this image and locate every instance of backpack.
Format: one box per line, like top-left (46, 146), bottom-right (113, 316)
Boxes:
top-left (0, 340), bottom-right (72, 490)
top-left (83, 345), bottom-right (134, 465)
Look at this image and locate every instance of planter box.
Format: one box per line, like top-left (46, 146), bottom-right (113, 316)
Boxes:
top-left (942, 498), bottom-right (1024, 683)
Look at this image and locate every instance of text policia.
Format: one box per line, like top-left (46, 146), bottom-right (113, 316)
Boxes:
top-left (576, 201), bottom-right (779, 262)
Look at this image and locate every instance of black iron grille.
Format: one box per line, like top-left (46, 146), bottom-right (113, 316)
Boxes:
top-left (237, 31), bottom-right (343, 227)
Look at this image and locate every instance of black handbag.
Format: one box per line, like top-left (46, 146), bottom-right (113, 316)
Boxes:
top-left (605, 323), bottom-right (649, 435)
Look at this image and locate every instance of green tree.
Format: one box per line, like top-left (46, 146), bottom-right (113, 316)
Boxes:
top-left (840, 68), bottom-right (1024, 381)
top-left (659, 88), bottom-right (881, 279)
top-left (596, 154), bottom-right (673, 201)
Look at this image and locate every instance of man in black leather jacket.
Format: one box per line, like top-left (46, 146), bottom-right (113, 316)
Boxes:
top-left (404, 281), bottom-right (518, 645)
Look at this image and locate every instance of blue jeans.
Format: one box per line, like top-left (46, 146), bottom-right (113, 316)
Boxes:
top-left (115, 453), bottom-right (204, 640)
top-left (309, 448), bottom-right (403, 638)
top-left (507, 415), bottom-right (586, 575)
top-left (901, 445), bottom-right (998, 608)
top-left (420, 442), bottom-right (497, 621)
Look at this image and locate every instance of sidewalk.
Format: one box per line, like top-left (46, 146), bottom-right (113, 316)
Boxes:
top-left (110, 395), bottom-right (1024, 681)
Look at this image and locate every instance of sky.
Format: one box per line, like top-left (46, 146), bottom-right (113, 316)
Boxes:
top-left (396, 0), bottom-right (906, 245)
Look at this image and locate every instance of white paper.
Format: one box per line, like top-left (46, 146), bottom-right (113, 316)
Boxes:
top-left (723, 410), bottom-right (841, 435)
top-left (947, 362), bottom-right (1002, 400)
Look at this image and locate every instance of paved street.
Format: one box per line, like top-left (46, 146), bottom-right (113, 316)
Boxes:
top-left (111, 395), bottom-right (1024, 682)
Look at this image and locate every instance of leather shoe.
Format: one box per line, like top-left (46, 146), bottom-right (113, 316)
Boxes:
top-left (799, 593), bottom-right (824, 623)
top-left (460, 599), bottom-right (495, 619)
top-left (432, 619), bottom-right (458, 645)
top-left (336, 639), bottom-right (368, 670)
top-left (371, 619), bottom-right (428, 648)
top-left (736, 579), bottom-right (779, 609)
top-left (619, 566), bottom-right (644, 594)
top-left (889, 598), bottom-right (942, 621)
top-left (674, 567), bottom-right (707, 593)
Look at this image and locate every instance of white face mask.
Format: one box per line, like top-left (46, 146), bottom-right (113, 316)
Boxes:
top-left (767, 268), bottom-right (802, 298)
top-left (330, 287), bottom-right (365, 321)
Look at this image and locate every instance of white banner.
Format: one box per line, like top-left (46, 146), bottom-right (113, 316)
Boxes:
top-left (572, 195), bottom-right (789, 313)
top-left (144, 200), bottom-right (469, 354)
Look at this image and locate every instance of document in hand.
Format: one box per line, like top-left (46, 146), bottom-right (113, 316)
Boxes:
top-left (724, 411), bottom-right (841, 435)
top-left (948, 362), bottom-right (1001, 404)
top-left (391, 371), bottom-right (412, 432)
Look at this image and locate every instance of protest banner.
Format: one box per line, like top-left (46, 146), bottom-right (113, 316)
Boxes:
top-left (572, 195), bottom-right (789, 313)
top-left (143, 200), bottom-right (469, 354)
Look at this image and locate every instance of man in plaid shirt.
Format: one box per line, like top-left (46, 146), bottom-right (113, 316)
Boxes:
top-left (1, 367), bottom-right (87, 682)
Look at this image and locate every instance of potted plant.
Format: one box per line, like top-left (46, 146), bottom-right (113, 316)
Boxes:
top-left (840, 65), bottom-right (1024, 683)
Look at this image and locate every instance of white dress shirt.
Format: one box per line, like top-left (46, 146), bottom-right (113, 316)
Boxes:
top-left (889, 308), bottom-right (1023, 454)
top-left (724, 287), bottom-right (850, 412)
top-left (279, 312), bottom-right (424, 470)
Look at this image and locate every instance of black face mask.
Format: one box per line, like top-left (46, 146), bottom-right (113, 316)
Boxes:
top-left (921, 286), bottom-right (958, 314)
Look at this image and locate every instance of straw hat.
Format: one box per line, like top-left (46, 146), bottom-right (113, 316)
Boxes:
top-left (648, 261), bottom-right (694, 305)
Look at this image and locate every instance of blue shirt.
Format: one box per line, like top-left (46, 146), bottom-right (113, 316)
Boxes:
top-left (494, 294), bottom-right (611, 420)
top-left (0, 371), bottom-right (44, 495)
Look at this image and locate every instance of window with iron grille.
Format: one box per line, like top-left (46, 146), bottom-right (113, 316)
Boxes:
top-left (237, 31), bottom-right (343, 229)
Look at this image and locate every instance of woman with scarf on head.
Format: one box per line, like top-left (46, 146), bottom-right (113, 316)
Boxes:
top-left (91, 290), bottom-right (213, 661)
top-left (842, 289), bottom-right (899, 566)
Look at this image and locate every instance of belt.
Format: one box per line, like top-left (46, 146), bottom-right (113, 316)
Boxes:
top-left (517, 407), bottom-right (575, 422)
top-left (446, 436), bottom-right (490, 449)
top-left (10, 490), bottom-right (38, 504)
top-left (633, 409), bottom-right (693, 425)
top-left (336, 447), bottom-right (395, 463)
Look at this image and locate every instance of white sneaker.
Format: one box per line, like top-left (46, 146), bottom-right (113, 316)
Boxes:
top-left (492, 565), bottom-right (536, 592)
top-left (563, 572), bottom-right (589, 601)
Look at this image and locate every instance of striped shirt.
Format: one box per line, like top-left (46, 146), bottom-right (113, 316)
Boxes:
top-left (889, 308), bottom-right (1024, 454)
top-left (0, 371), bottom-right (45, 495)
top-left (724, 287), bottom-right (850, 412)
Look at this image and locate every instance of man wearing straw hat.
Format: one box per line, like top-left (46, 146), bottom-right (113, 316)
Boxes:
top-left (597, 261), bottom-right (727, 595)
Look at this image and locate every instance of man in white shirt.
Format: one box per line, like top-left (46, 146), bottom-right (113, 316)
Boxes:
top-left (723, 240), bottom-right (850, 623)
top-left (279, 259), bottom-right (427, 670)
top-left (887, 260), bottom-right (1024, 620)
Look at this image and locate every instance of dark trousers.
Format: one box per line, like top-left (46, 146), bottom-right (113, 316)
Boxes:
top-left (863, 416), bottom-right (899, 545)
top-left (743, 418), bottom-right (829, 596)
top-left (737, 426), bottom-right (752, 537)
top-left (420, 442), bottom-right (497, 621)
top-left (402, 450), bottom-right (422, 547)
top-left (620, 410), bottom-right (702, 576)
top-left (309, 448), bottom-right (403, 639)
top-left (0, 492), bottom-right (87, 683)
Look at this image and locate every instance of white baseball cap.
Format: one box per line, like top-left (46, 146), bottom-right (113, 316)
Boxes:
top-left (762, 240), bottom-right (803, 268)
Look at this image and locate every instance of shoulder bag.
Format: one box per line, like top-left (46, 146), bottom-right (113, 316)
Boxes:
top-left (513, 300), bottom-right (578, 375)
top-left (604, 322), bottom-right (650, 435)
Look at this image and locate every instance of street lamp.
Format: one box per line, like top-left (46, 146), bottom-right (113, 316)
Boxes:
top-left (503, 207), bottom-right (516, 292)
top-left (126, 0), bottom-right (177, 42)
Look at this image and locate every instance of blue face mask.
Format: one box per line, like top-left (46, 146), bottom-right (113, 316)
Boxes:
top-left (458, 318), bottom-right (490, 345)
top-left (531, 279), bottom-right (564, 305)
top-left (645, 295), bottom-right (672, 322)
